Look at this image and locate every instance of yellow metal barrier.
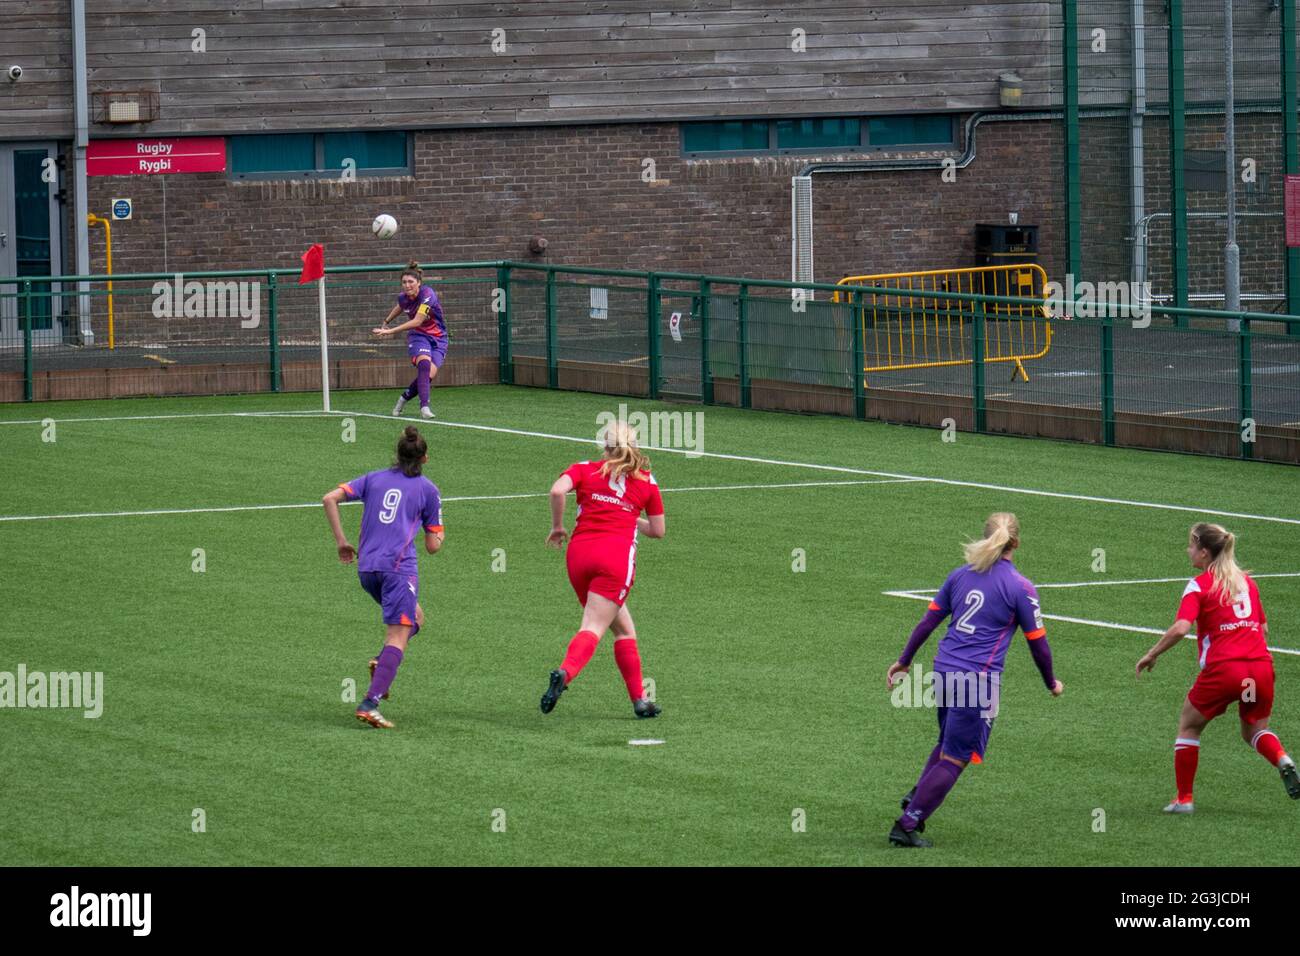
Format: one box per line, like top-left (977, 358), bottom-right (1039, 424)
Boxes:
top-left (833, 264), bottom-right (1052, 387)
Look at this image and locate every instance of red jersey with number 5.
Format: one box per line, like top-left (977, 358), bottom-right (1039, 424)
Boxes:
top-left (563, 460), bottom-right (664, 543)
top-left (1176, 572), bottom-right (1270, 669)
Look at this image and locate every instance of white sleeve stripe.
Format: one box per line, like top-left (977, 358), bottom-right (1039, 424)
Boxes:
top-left (1182, 579), bottom-right (1201, 596)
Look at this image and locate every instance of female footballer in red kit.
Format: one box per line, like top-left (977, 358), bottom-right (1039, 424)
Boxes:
top-left (1137, 522), bottom-right (1299, 811)
top-left (539, 421), bottom-right (665, 718)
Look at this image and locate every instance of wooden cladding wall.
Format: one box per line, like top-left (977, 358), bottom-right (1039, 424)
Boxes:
top-left (4, 1), bottom-right (1054, 138)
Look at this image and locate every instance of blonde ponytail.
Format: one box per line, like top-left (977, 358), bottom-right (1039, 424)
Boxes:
top-left (1190, 522), bottom-right (1248, 605)
top-left (598, 420), bottom-right (650, 481)
top-left (963, 512), bottom-right (1020, 573)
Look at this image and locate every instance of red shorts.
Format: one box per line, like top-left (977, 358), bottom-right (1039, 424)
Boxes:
top-left (566, 536), bottom-right (637, 607)
top-left (1187, 658), bottom-right (1275, 721)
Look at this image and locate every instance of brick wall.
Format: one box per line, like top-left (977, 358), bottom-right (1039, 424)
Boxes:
top-left (78, 118), bottom-right (1065, 291)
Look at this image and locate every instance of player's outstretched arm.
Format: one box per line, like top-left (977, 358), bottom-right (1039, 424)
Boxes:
top-left (546, 475), bottom-right (574, 548)
top-left (375, 313), bottom-right (422, 336)
top-left (886, 604), bottom-right (948, 690)
top-left (637, 514), bottom-right (665, 539)
top-left (1136, 619), bottom-right (1193, 677)
top-left (321, 487), bottom-right (356, 563)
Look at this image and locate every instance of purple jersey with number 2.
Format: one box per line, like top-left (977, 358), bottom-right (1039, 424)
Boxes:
top-left (339, 468), bottom-right (443, 574)
top-left (930, 557), bottom-right (1045, 675)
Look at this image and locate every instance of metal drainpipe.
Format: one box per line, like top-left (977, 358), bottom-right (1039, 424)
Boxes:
top-left (1131, 0), bottom-right (1147, 291)
top-left (1223, 0), bottom-right (1242, 328)
top-left (72, 0), bottom-right (93, 344)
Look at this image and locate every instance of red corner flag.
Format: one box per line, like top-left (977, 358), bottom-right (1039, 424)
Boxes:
top-left (299, 243), bottom-right (324, 284)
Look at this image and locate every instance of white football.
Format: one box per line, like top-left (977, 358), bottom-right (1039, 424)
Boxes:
top-left (372, 214), bottom-right (398, 239)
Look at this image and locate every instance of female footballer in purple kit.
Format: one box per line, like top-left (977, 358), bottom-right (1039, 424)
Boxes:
top-left (321, 426), bottom-right (444, 729)
top-left (884, 512), bottom-right (1063, 847)
top-left (374, 260), bottom-right (448, 420)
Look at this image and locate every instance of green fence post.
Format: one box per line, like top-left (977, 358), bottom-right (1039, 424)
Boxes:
top-left (971, 297), bottom-right (986, 433)
top-left (267, 271), bottom-right (280, 392)
top-left (699, 278), bottom-right (713, 405)
top-left (22, 279), bottom-right (33, 402)
top-left (850, 290), bottom-right (866, 420)
top-left (738, 283), bottom-right (750, 409)
top-left (1239, 318), bottom-right (1254, 460)
top-left (1282, 0), bottom-right (1300, 325)
top-left (1101, 312), bottom-right (1116, 447)
top-left (1169, 0), bottom-right (1189, 322)
top-left (647, 273), bottom-right (660, 400)
top-left (497, 263), bottom-right (513, 384)
top-left (545, 267), bottom-right (558, 389)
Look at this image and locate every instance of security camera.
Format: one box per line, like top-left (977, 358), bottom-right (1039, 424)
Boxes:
top-left (7, 66), bottom-right (22, 82)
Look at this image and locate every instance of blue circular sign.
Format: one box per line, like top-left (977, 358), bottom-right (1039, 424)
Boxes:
top-left (112, 199), bottom-right (131, 219)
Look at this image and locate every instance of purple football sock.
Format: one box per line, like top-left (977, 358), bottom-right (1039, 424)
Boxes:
top-left (918, 743), bottom-right (943, 780)
top-left (402, 377), bottom-right (419, 402)
top-left (899, 758), bottom-right (964, 832)
top-left (417, 362), bottom-right (431, 406)
top-left (364, 645), bottom-right (404, 705)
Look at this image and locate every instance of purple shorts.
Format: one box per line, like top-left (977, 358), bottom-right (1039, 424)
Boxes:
top-left (407, 331), bottom-right (447, 368)
top-left (358, 570), bottom-right (419, 628)
top-left (934, 671), bottom-right (999, 763)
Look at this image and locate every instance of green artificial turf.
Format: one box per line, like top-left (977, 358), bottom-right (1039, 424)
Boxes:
top-left (0, 385), bottom-right (1296, 865)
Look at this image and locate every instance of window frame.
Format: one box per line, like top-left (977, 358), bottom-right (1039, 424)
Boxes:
top-left (680, 114), bottom-right (956, 159)
top-left (228, 131), bottom-right (414, 181)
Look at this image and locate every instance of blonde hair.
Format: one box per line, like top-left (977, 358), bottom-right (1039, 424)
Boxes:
top-left (963, 512), bottom-right (1020, 573)
top-left (1190, 522), bottom-right (1248, 605)
top-left (598, 421), bottom-right (650, 481)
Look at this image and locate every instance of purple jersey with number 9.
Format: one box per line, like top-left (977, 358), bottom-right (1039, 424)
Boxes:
top-left (338, 468), bottom-right (443, 574)
top-left (930, 557), bottom-right (1045, 675)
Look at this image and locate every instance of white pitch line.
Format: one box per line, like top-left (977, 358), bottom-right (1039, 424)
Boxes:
top-left (1031, 572), bottom-right (1300, 589)
top-left (882, 588), bottom-right (1300, 657)
top-left (335, 410), bottom-right (1300, 527)
top-left (0, 478), bottom-right (913, 522)
top-left (4, 404), bottom-right (1299, 528)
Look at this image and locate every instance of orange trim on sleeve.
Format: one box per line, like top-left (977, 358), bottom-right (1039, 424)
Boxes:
top-left (425, 525), bottom-right (444, 533)
top-left (399, 614), bottom-right (414, 626)
top-left (927, 601), bottom-right (942, 611)
top-left (1024, 628), bottom-right (1046, 640)
top-left (969, 752), bottom-right (983, 765)
top-left (339, 482), bottom-right (355, 496)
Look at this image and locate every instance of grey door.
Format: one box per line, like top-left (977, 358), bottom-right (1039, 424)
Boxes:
top-left (0, 143), bottom-right (63, 347)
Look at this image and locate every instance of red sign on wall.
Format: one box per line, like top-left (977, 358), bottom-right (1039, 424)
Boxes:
top-left (87, 137), bottom-right (227, 176)
top-left (1287, 175), bottom-right (1300, 249)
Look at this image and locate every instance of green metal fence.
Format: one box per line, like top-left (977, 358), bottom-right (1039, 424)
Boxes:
top-left (2, 260), bottom-right (1298, 464)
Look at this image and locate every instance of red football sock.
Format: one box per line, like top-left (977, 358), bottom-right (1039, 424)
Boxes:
top-left (1174, 739), bottom-right (1200, 802)
top-left (1252, 730), bottom-right (1286, 767)
top-left (613, 638), bottom-right (644, 701)
top-left (559, 630), bottom-right (599, 684)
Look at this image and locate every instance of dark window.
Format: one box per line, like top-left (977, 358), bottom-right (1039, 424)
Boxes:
top-left (777, 117), bottom-right (861, 149)
top-left (229, 132), bottom-right (410, 179)
top-left (682, 115), bottom-right (954, 156)
top-left (681, 121), bottom-right (769, 154)
top-left (867, 115), bottom-right (954, 147)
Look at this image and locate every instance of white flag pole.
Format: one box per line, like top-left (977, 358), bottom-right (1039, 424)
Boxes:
top-left (318, 275), bottom-right (331, 412)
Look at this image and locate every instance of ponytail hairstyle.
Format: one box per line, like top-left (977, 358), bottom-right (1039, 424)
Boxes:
top-left (394, 426), bottom-right (427, 477)
top-left (962, 512), bottom-right (1020, 573)
top-left (401, 260), bottom-right (423, 285)
top-left (598, 420), bottom-right (650, 481)
top-left (1190, 522), bottom-right (1248, 605)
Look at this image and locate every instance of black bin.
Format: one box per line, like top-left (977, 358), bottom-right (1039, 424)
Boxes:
top-left (974, 223), bottom-right (1040, 308)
